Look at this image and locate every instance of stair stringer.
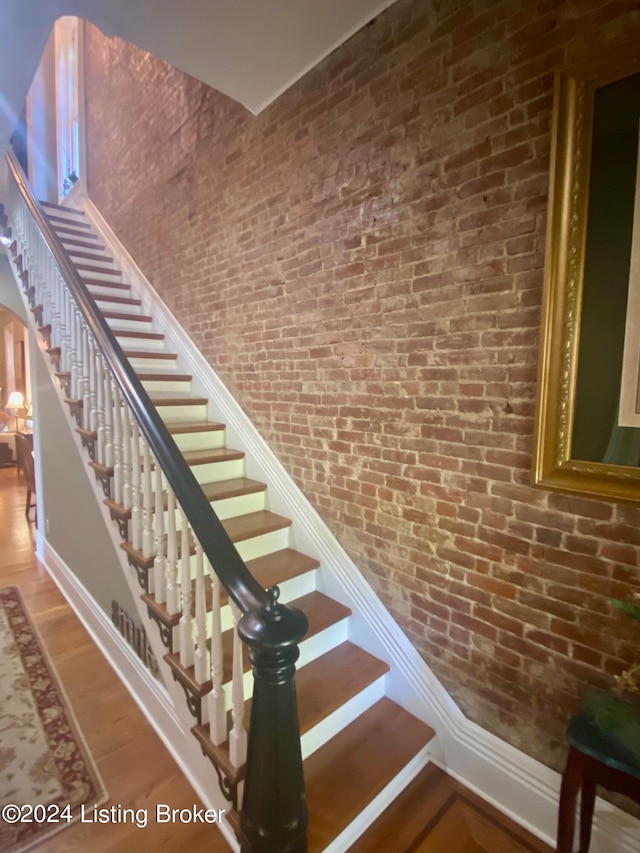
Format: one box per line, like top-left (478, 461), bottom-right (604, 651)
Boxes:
top-left (3, 253), bottom-right (241, 851)
top-left (78, 194), bottom-right (640, 853)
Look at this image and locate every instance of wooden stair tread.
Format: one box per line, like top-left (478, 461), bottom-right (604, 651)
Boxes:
top-left (166, 420), bottom-right (224, 434)
top-left (74, 264), bottom-right (122, 276)
top-left (237, 641), bottom-right (388, 736)
top-left (77, 427), bottom-right (97, 440)
top-left (104, 497), bottom-right (130, 521)
top-left (141, 547), bottom-right (318, 627)
top-left (53, 225), bottom-right (95, 239)
top-left (89, 459), bottom-right (113, 477)
top-left (84, 277), bottom-right (130, 291)
top-left (296, 642), bottom-right (389, 736)
top-left (120, 540), bottom-right (155, 569)
top-left (124, 349), bottom-right (177, 360)
top-left (181, 447), bottom-right (244, 466)
top-left (200, 477), bottom-right (265, 502)
top-left (47, 214), bottom-right (92, 229)
top-left (305, 698), bottom-right (435, 852)
top-left (112, 329), bottom-right (164, 340)
top-left (189, 641), bottom-right (389, 780)
top-left (41, 200), bottom-right (85, 214)
top-left (66, 250), bottom-right (111, 262)
top-left (59, 236), bottom-right (103, 249)
top-left (165, 590), bottom-right (351, 685)
top-left (95, 295), bottom-right (142, 306)
top-left (150, 395), bottom-right (207, 405)
top-left (223, 509), bottom-right (291, 543)
top-left (245, 548), bottom-right (320, 586)
top-left (136, 372), bottom-right (193, 382)
top-left (101, 310), bottom-right (153, 322)
top-left (121, 509), bottom-right (292, 571)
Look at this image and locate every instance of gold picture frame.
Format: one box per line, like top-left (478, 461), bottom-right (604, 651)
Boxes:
top-left (533, 41), bottom-right (640, 503)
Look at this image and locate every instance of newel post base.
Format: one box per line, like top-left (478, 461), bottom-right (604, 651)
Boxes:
top-left (237, 587), bottom-right (309, 853)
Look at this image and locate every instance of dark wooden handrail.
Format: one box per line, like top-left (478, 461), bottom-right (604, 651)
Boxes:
top-left (6, 151), bottom-right (267, 614)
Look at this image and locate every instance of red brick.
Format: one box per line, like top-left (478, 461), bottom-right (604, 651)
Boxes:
top-left (83, 0), bottom-right (640, 779)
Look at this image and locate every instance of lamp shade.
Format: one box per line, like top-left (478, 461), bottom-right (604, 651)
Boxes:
top-left (6, 391), bottom-right (25, 410)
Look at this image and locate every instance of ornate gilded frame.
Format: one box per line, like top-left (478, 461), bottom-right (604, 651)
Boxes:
top-left (533, 42), bottom-right (640, 503)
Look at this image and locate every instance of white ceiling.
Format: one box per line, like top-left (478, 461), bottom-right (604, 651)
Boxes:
top-left (0, 0), bottom-right (398, 151)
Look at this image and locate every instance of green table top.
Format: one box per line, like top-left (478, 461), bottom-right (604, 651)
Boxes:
top-left (568, 689), bottom-right (640, 780)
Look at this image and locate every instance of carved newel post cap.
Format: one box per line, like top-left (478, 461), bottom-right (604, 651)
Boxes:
top-left (238, 585), bottom-right (309, 650)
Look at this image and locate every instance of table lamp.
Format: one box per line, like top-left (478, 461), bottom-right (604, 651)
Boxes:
top-left (6, 390), bottom-right (26, 431)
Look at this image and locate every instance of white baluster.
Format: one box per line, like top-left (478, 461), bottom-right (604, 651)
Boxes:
top-left (70, 308), bottom-right (81, 400)
top-left (88, 337), bottom-right (97, 433)
top-left (208, 569), bottom-right (227, 746)
top-left (229, 602), bottom-right (247, 768)
top-left (165, 488), bottom-right (180, 615)
top-left (61, 287), bottom-right (72, 374)
top-left (130, 418), bottom-right (142, 550)
top-left (112, 382), bottom-right (124, 505)
top-left (193, 543), bottom-right (209, 684)
top-left (95, 350), bottom-right (106, 464)
top-left (103, 367), bottom-right (114, 471)
top-left (178, 508), bottom-right (194, 668)
top-left (121, 395), bottom-right (132, 511)
top-left (153, 465), bottom-right (166, 604)
top-left (142, 441), bottom-right (154, 559)
top-left (82, 327), bottom-right (91, 427)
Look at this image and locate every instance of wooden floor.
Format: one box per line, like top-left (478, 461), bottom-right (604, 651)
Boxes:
top-left (0, 467), bottom-right (230, 853)
top-left (0, 467), bottom-right (554, 852)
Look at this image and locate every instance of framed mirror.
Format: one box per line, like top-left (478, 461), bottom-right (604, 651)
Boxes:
top-left (533, 41), bottom-right (640, 503)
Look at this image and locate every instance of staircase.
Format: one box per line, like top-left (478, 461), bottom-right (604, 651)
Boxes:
top-left (2, 185), bottom-right (437, 851)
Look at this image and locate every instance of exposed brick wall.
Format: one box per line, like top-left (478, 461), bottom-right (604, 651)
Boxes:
top-left (84, 0), bottom-right (640, 772)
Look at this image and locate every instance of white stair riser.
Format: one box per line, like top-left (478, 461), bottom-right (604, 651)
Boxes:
top-left (184, 458), bottom-right (253, 485)
top-left (94, 299), bottom-right (144, 316)
top-left (128, 356), bottom-right (178, 372)
top-left (68, 253), bottom-right (115, 270)
top-left (87, 283), bottom-right (132, 298)
top-left (169, 488), bottom-right (266, 531)
top-left (297, 620), bottom-right (349, 669)
top-left (235, 526), bottom-right (291, 562)
top-left (54, 227), bottom-right (97, 241)
top-left (78, 269), bottom-right (123, 283)
top-left (104, 315), bottom-right (154, 333)
top-left (64, 243), bottom-right (115, 262)
top-left (301, 676), bottom-right (387, 760)
top-left (139, 377), bottom-right (193, 395)
top-left (114, 334), bottom-right (165, 351)
top-left (62, 240), bottom-right (110, 257)
top-left (167, 458), bottom-right (244, 486)
top-left (171, 430), bottom-right (225, 453)
top-left (47, 208), bottom-right (87, 223)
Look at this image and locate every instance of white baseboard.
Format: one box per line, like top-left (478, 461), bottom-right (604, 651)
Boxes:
top-left (38, 537), bottom-right (239, 852)
top-left (78, 193), bottom-right (640, 853)
top-left (438, 709), bottom-right (640, 853)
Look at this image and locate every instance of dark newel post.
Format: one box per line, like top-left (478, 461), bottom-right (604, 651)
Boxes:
top-left (238, 587), bottom-right (309, 853)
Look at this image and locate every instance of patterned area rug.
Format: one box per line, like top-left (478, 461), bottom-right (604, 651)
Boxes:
top-left (0, 586), bottom-right (107, 852)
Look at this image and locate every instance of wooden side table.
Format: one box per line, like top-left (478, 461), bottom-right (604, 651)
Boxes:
top-left (557, 689), bottom-right (640, 852)
top-left (0, 431), bottom-right (16, 467)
